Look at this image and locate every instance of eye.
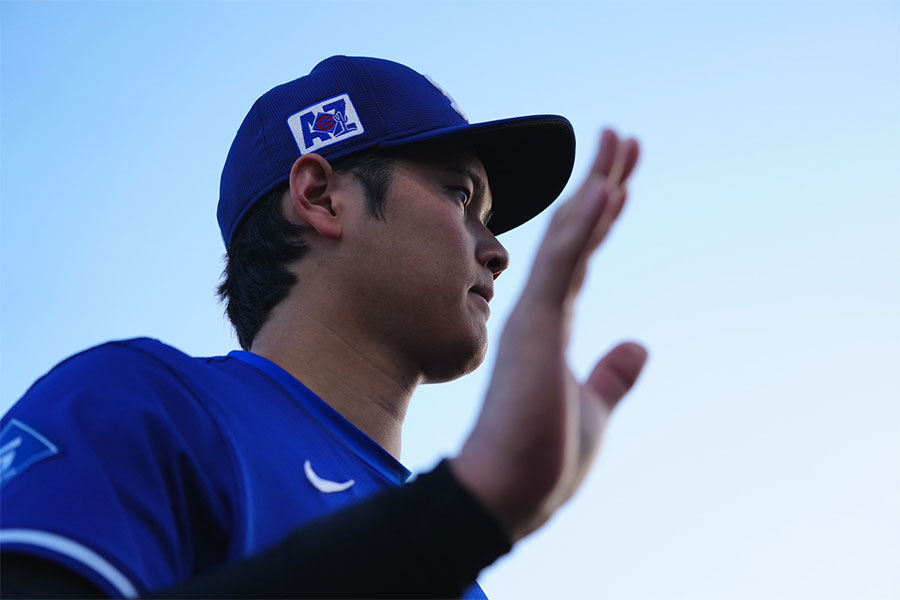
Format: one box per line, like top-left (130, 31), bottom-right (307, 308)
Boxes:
top-left (449, 186), bottom-right (472, 208)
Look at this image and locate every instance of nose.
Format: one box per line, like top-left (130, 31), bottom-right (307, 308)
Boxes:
top-left (477, 230), bottom-right (510, 280)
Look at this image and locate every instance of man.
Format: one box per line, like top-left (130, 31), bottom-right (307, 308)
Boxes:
top-left (0, 55), bottom-right (646, 598)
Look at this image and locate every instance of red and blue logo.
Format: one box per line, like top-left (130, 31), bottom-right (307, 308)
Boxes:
top-left (313, 113), bottom-right (337, 132)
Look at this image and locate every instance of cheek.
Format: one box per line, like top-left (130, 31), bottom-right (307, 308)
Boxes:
top-left (393, 217), bottom-right (473, 281)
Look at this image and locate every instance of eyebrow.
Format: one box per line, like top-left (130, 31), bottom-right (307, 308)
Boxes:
top-left (446, 166), bottom-right (492, 224)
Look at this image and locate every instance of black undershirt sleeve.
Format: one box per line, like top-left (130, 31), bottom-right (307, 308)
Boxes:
top-left (2, 460), bottom-right (512, 599)
top-left (1, 553), bottom-right (108, 599)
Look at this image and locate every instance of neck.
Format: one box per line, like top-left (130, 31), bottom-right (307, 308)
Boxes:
top-left (250, 308), bottom-right (422, 460)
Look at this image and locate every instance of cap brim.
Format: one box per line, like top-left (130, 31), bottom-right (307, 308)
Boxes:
top-left (380, 115), bottom-right (575, 235)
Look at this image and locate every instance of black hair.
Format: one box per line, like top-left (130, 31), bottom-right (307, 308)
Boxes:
top-left (217, 150), bottom-right (395, 350)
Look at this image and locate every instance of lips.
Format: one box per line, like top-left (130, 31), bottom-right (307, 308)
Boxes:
top-left (470, 284), bottom-right (494, 304)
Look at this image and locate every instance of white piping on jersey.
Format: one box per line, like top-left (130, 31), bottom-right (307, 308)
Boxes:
top-left (0, 528), bottom-right (138, 598)
top-left (303, 460), bottom-right (355, 493)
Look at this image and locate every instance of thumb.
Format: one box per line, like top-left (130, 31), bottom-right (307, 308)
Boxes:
top-left (586, 342), bottom-right (648, 411)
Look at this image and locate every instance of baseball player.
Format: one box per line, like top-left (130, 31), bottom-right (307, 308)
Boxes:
top-left (0, 55), bottom-right (646, 598)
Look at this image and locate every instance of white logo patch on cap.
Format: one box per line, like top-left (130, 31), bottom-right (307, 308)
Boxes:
top-left (424, 75), bottom-right (469, 122)
top-left (287, 93), bottom-right (365, 155)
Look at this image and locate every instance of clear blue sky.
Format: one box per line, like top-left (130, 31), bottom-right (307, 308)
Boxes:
top-left (2, 1), bottom-right (898, 598)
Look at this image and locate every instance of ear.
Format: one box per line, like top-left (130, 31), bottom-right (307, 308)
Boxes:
top-left (287, 154), bottom-right (342, 240)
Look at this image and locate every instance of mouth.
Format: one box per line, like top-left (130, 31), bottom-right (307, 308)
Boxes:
top-left (469, 284), bottom-right (494, 304)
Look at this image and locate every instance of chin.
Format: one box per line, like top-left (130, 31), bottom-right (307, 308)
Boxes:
top-left (421, 336), bottom-right (488, 384)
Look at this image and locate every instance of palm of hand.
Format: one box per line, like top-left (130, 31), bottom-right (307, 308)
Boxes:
top-left (453, 129), bottom-right (648, 541)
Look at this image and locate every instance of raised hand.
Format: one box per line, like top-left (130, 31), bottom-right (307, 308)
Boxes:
top-left (451, 129), bottom-right (648, 541)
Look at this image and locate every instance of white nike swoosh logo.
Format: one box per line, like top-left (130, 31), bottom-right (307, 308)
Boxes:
top-left (304, 460), bottom-right (355, 493)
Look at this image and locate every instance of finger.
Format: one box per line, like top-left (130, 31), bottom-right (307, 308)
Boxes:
top-left (586, 186), bottom-right (628, 252)
top-left (608, 137), bottom-right (640, 186)
top-left (590, 129), bottom-right (619, 179)
top-left (547, 130), bottom-right (624, 263)
top-left (607, 143), bottom-right (627, 187)
top-left (575, 130), bottom-right (623, 223)
top-left (523, 130), bottom-right (634, 306)
top-left (585, 342), bottom-right (648, 411)
top-left (586, 136), bottom-right (637, 251)
top-left (586, 138), bottom-right (639, 250)
top-left (526, 178), bottom-right (611, 304)
top-left (619, 138), bottom-right (640, 183)
top-left (609, 185), bottom-right (629, 222)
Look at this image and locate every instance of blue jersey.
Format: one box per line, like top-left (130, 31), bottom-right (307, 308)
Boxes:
top-left (0, 338), bottom-right (487, 599)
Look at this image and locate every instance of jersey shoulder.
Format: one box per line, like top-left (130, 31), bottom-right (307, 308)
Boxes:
top-left (10, 337), bottom-right (216, 413)
top-left (27, 336), bottom-right (203, 384)
top-left (0, 338), bottom-right (244, 594)
top-left (2, 337), bottom-right (233, 482)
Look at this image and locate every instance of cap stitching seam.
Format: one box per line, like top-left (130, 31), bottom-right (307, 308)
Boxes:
top-left (255, 100), bottom-right (279, 194)
top-left (355, 59), bottom-right (390, 134)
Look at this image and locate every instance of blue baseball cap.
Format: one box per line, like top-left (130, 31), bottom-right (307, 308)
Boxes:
top-left (218, 55), bottom-right (576, 249)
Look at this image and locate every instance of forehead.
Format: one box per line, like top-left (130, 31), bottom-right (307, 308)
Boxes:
top-left (392, 139), bottom-right (488, 183)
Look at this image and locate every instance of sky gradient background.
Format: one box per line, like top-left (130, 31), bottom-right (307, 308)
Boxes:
top-left (2, 1), bottom-right (898, 598)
